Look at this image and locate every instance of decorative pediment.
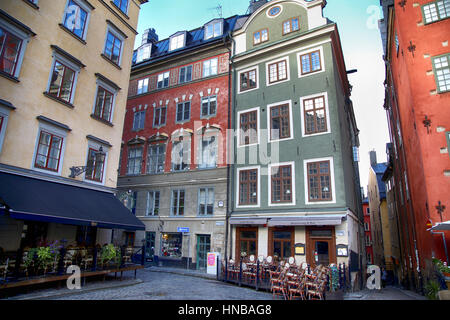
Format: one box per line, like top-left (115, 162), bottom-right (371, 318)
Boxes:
top-left (127, 136), bottom-right (146, 145)
top-left (148, 132), bottom-right (169, 143)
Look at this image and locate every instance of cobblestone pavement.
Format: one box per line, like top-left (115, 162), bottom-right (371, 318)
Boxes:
top-left (344, 286), bottom-right (427, 300)
top-left (40, 268), bottom-right (273, 300)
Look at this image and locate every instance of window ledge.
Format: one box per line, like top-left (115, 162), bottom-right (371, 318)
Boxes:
top-left (58, 24), bottom-right (87, 45)
top-left (43, 92), bottom-right (75, 109)
top-left (109, 1), bottom-right (130, 20)
top-left (101, 53), bottom-right (122, 70)
top-left (90, 114), bottom-right (114, 127)
top-left (0, 71), bottom-right (20, 83)
top-left (23, 0), bottom-right (39, 10)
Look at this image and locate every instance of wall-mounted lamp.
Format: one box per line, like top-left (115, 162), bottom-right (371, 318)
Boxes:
top-left (69, 146), bottom-right (106, 178)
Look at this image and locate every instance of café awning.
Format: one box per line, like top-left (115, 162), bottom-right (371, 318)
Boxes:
top-left (229, 217), bottom-right (268, 225)
top-left (0, 171), bottom-right (145, 231)
top-left (430, 221), bottom-right (450, 231)
top-left (267, 214), bottom-right (346, 227)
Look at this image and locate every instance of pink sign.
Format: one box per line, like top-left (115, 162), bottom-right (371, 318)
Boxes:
top-left (207, 253), bottom-right (216, 267)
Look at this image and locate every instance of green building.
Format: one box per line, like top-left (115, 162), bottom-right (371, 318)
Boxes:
top-left (228, 0), bottom-right (363, 276)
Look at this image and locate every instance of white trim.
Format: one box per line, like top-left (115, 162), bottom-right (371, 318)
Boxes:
top-left (61, 0), bottom-right (93, 41)
top-left (303, 156), bottom-right (336, 205)
top-left (265, 55), bottom-right (290, 87)
top-left (299, 91), bottom-right (331, 137)
top-left (82, 140), bottom-right (109, 186)
top-left (266, 100), bottom-right (294, 143)
top-left (237, 65), bottom-right (260, 94)
top-left (268, 161), bottom-right (296, 207)
top-left (92, 77), bottom-right (118, 123)
top-left (297, 45), bottom-right (326, 78)
top-left (237, 107), bottom-right (260, 148)
top-left (236, 165), bottom-right (261, 209)
top-left (0, 105), bottom-right (12, 154)
top-left (104, 23), bottom-right (126, 66)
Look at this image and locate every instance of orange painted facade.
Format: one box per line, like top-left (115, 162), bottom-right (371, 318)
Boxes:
top-left (380, 0), bottom-right (450, 292)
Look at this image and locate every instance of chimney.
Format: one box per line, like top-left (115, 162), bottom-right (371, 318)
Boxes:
top-left (142, 28), bottom-right (158, 45)
top-left (248, 0), bottom-right (268, 14)
top-left (369, 150), bottom-right (377, 167)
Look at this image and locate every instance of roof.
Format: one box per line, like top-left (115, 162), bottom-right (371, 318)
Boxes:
top-left (132, 14), bottom-right (248, 67)
top-left (372, 163), bottom-right (388, 200)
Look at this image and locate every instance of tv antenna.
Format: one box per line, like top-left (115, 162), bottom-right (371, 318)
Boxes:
top-left (208, 4), bottom-right (223, 18)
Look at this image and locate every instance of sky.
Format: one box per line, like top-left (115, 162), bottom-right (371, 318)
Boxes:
top-left (134, 0), bottom-right (391, 196)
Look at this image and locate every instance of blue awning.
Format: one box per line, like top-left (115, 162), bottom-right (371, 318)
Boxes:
top-left (0, 171), bottom-right (145, 231)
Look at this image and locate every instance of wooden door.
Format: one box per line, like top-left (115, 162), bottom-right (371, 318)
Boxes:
top-left (306, 227), bottom-right (336, 268)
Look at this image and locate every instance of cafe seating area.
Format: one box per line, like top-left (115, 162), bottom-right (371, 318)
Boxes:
top-left (220, 255), bottom-right (347, 300)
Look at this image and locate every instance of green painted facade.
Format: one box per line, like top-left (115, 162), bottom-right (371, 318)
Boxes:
top-left (231, 0), bottom-right (361, 215)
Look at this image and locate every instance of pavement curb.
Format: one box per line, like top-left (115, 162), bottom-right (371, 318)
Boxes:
top-left (4, 278), bottom-right (144, 300)
top-left (145, 267), bottom-right (217, 281)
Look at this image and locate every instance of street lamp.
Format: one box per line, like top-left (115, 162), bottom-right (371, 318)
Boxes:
top-left (69, 146), bottom-right (106, 178)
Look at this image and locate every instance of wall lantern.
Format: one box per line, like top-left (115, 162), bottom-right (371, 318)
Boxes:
top-left (69, 146), bottom-right (106, 178)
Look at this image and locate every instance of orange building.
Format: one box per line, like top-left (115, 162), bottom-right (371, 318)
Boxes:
top-left (380, 0), bottom-right (450, 293)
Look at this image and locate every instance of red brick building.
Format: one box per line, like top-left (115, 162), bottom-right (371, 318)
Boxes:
top-left (380, 0), bottom-right (450, 292)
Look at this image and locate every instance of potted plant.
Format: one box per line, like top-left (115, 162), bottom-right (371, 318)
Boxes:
top-left (432, 258), bottom-right (450, 288)
top-left (100, 244), bottom-right (117, 268)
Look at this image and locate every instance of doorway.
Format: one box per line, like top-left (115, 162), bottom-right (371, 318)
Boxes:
top-left (269, 227), bottom-right (294, 261)
top-left (145, 232), bottom-right (155, 260)
top-left (196, 235), bottom-right (211, 270)
top-left (236, 227), bottom-right (258, 261)
top-left (306, 227), bottom-right (336, 268)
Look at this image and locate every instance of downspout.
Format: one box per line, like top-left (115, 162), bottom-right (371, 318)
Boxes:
top-left (224, 30), bottom-right (236, 264)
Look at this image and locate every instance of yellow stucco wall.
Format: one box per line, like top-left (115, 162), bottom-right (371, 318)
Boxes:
top-left (0, 0), bottom-right (144, 188)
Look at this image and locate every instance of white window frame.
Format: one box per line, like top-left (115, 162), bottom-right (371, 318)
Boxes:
top-left (265, 56), bottom-right (290, 87)
top-left (171, 189), bottom-right (185, 216)
top-left (203, 58), bottom-right (218, 78)
top-left (137, 78), bottom-right (149, 94)
top-left (303, 157), bottom-right (336, 205)
top-left (103, 23), bottom-right (125, 66)
top-left (0, 14), bottom-right (33, 79)
top-left (267, 100), bottom-right (294, 143)
top-left (147, 143), bottom-right (166, 174)
top-left (268, 161), bottom-right (296, 207)
top-left (157, 71), bottom-right (170, 89)
top-left (171, 138), bottom-right (191, 172)
top-left (132, 110), bottom-right (146, 131)
top-left (237, 65), bottom-right (259, 94)
top-left (169, 32), bottom-right (185, 51)
top-left (237, 107), bottom-right (260, 148)
top-left (197, 133), bottom-right (218, 169)
top-left (204, 20), bottom-right (223, 40)
top-left (197, 187), bottom-right (215, 216)
top-left (236, 165), bottom-right (261, 209)
top-left (297, 46), bottom-right (325, 78)
top-left (299, 92), bottom-right (331, 137)
top-left (0, 105), bottom-right (12, 154)
top-left (179, 65), bottom-right (193, 84)
top-left (61, 0), bottom-right (92, 41)
top-left (31, 120), bottom-right (68, 176)
top-left (136, 43), bottom-right (151, 63)
top-left (126, 146), bottom-right (143, 175)
top-left (146, 190), bottom-right (160, 216)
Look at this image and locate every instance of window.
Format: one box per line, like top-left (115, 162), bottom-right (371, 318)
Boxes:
top-left (136, 43), bottom-right (151, 63)
top-left (133, 111), bottom-right (145, 131)
top-left (48, 61), bottom-right (76, 103)
top-left (176, 101), bottom-right (190, 123)
top-left (268, 59), bottom-right (287, 84)
top-left (179, 65), bottom-right (192, 84)
top-left (300, 50), bottom-right (322, 75)
top-left (137, 78), bottom-right (148, 94)
top-left (157, 71), bottom-right (170, 89)
top-left (153, 106), bottom-right (166, 127)
top-left (237, 228), bottom-right (258, 258)
top-left (239, 110), bottom-right (258, 146)
top-left (422, 1), bottom-right (450, 24)
top-left (85, 147), bottom-right (105, 182)
top-left (283, 17), bottom-right (299, 35)
top-left (395, 31), bottom-right (400, 54)
top-left (201, 96), bottom-right (217, 118)
top-left (271, 165), bottom-right (293, 203)
top-left (161, 233), bottom-right (182, 258)
top-left (198, 135), bottom-right (217, 169)
top-left (205, 20), bottom-right (223, 39)
top-left (104, 30), bottom-right (123, 65)
top-left (303, 95), bottom-right (327, 135)
top-left (364, 222), bottom-right (370, 232)
top-left (239, 169), bottom-right (258, 206)
top-left (113, 0), bottom-right (128, 14)
top-left (203, 58), bottom-right (218, 77)
top-left (0, 27), bottom-right (23, 76)
top-left (240, 69), bottom-right (257, 92)
top-left (446, 132), bottom-right (450, 160)
top-left (147, 144), bottom-right (165, 174)
top-left (169, 33), bottom-right (185, 51)
top-left (171, 190), bottom-right (185, 216)
top-left (172, 140), bottom-right (190, 171)
top-left (127, 147), bottom-right (143, 175)
top-left (198, 188), bottom-right (214, 215)
top-left (269, 103), bottom-right (291, 141)
top-left (93, 86), bottom-right (114, 122)
top-left (271, 229), bottom-right (293, 260)
top-left (146, 191), bottom-right (160, 216)
top-left (253, 29), bottom-right (268, 45)
top-left (307, 160), bottom-right (332, 202)
top-left (62, 0), bottom-right (89, 39)
top-left (34, 131), bottom-right (63, 172)
top-left (432, 54), bottom-right (450, 93)
top-left (365, 235), bottom-right (372, 246)
top-left (366, 207), bottom-right (370, 215)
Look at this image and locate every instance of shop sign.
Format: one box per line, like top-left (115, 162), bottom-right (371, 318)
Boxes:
top-left (177, 227), bottom-right (190, 233)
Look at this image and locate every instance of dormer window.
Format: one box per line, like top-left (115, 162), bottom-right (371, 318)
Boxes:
top-left (204, 19), bottom-right (223, 40)
top-left (136, 43), bottom-right (151, 63)
top-left (169, 32), bottom-right (185, 51)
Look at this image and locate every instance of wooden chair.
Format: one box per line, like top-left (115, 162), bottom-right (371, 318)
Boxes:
top-left (242, 262), bottom-right (257, 285)
top-left (307, 279), bottom-right (326, 300)
top-left (288, 273), bottom-right (307, 300)
top-left (270, 266), bottom-right (288, 300)
top-left (63, 249), bottom-right (76, 269)
top-left (123, 246), bottom-right (134, 264)
top-left (227, 259), bottom-right (239, 281)
top-left (80, 249), bottom-right (93, 270)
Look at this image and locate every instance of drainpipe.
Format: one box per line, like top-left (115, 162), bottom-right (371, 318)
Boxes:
top-left (224, 30), bottom-right (236, 264)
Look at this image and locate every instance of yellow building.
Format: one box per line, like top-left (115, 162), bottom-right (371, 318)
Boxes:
top-left (367, 151), bottom-right (394, 275)
top-left (0, 0), bottom-right (147, 252)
